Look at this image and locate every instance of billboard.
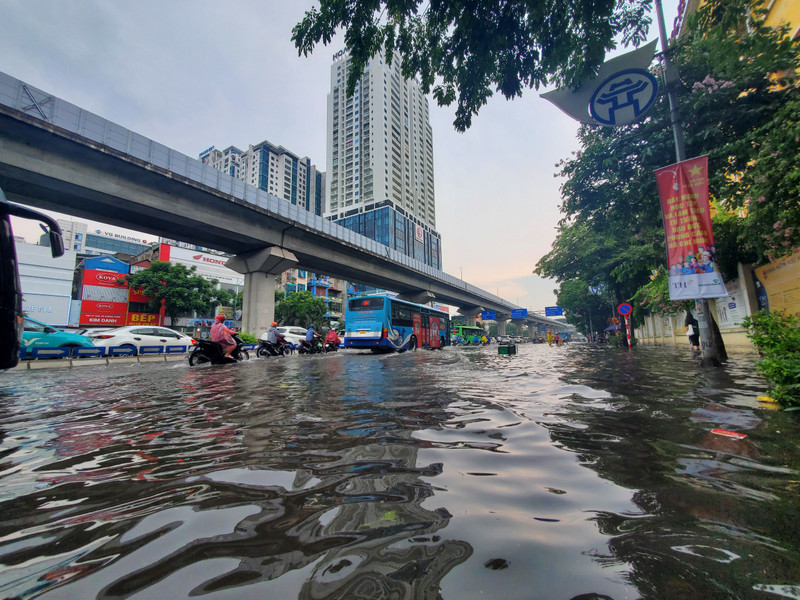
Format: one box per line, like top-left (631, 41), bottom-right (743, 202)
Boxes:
top-left (159, 244), bottom-right (244, 286)
top-left (655, 156), bottom-right (727, 299)
top-left (80, 264), bottom-right (130, 326)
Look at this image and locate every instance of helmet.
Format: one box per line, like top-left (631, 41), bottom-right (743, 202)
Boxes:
top-left (271, 321), bottom-right (277, 326)
top-left (215, 314), bottom-right (225, 321)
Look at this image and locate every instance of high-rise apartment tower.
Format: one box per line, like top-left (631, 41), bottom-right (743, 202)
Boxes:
top-left (200, 141), bottom-right (325, 216)
top-left (325, 51), bottom-right (441, 269)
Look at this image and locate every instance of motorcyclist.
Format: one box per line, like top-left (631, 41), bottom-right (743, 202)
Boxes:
top-left (301, 324), bottom-right (318, 351)
top-left (210, 314), bottom-right (236, 358)
top-left (266, 321), bottom-right (285, 345)
top-left (324, 328), bottom-right (341, 349)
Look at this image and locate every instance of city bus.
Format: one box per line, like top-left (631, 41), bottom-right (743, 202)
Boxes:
top-left (1, 190), bottom-right (65, 370)
top-left (451, 325), bottom-right (488, 344)
top-left (345, 295), bottom-right (451, 352)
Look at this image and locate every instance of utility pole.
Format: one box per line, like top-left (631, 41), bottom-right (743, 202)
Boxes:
top-left (654, 0), bottom-right (723, 366)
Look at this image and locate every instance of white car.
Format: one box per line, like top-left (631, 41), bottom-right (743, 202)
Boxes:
top-left (89, 326), bottom-right (195, 354)
top-left (260, 326), bottom-right (307, 347)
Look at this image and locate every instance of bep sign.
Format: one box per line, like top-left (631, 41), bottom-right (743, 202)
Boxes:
top-left (544, 306), bottom-right (563, 316)
top-left (480, 310), bottom-right (496, 321)
top-left (617, 302), bottom-right (633, 316)
top-left (510, 308), bottom-right (528, 319)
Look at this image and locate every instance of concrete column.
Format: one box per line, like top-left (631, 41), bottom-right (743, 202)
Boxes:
top-left (226, 247), bottom-right (298, 338)
top-left (458, 306), bottom-right (484, 328)
top-left (241, 272), bottom-right (276, 338)
top-left (497, 320), bottom-right (508, 335)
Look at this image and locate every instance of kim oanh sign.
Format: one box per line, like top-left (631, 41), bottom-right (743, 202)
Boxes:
top-left (655, 156), bottom-right (727, 300)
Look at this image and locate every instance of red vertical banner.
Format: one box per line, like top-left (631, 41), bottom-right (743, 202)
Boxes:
top-left (655, 156), bottom-right (727, 300)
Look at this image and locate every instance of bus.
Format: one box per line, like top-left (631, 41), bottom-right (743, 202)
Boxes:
top-left (1, 189), bottom-right (64, 370)
top-left (451, 325), bottom-right (488, 344)
top-left (345, 295), bottom-right (451, 352)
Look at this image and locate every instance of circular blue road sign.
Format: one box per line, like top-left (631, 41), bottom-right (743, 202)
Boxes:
top-left (617, 302), bottom-right (633, 316)
top-left (589, 69), bottom-right (659, 126)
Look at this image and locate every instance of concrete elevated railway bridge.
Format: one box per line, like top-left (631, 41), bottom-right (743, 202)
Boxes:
top-left (0, 71), bottom-right (564, 336)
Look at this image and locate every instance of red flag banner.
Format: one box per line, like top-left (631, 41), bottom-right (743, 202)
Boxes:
top-left (655, 156), bottom-right (727, 300)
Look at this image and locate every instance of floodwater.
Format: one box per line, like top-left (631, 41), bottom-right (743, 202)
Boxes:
top-left (1, 343), bottom-right (799, 600)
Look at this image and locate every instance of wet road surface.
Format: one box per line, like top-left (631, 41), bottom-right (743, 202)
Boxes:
top-left (1, 343), bottom-right (798, 599)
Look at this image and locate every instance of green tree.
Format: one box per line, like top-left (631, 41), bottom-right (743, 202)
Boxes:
top-left (537, 2), bottom-right (799, 323)
top-left (274, 291), bottom-right (326, 329)
top-left (121, 261), bottom-right (228, 326)
top-left (293, 0), bottom-right (652, 131)
top-left (555, 279), bottom-right (615, 335)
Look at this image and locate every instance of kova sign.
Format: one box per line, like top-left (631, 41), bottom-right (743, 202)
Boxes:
top-left (655, 156), bottom-right (727, 300)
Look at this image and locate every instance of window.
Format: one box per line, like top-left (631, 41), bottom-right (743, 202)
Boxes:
top-left (349, 297), bottom-right (384, 311)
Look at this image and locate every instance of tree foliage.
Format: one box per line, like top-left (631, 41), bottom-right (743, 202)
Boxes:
top-left (121, 261), bottom-right (228, 326)
top-left (293, 0), bottom-right (652, 131)
top-left (274, 291), bottom-right (326, 329)
top-left (536, 1), bottom-right (800, 321)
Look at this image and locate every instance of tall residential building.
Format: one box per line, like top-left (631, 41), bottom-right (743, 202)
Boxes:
top-left (326, 51), bottom-right (441, 269)
top-left (199, 141), bottom-right (325, 216)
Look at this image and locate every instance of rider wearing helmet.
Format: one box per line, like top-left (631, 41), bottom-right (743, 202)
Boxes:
top-left (302, 323), bottom-right (317, 350)
top-left (266, 321), bottom-right (281, 345)
top-left (210, 314), bottom-right (236, 358)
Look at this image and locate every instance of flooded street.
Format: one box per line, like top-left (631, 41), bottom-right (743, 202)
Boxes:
top-left (1, 343), bottom-right (799, 599)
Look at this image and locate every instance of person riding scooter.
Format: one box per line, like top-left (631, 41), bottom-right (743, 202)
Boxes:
top-left (323, 328), bottom-right (341, 352)
top-left (300, 324), bottom-right (320, 352)
top-left (210, 314), bottom-right (236, 358)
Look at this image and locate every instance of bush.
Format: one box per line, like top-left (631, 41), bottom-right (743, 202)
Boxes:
top-left (238, 332), bottom-right (258, 345)
top-left (742, 311), bottom-right (800, 408)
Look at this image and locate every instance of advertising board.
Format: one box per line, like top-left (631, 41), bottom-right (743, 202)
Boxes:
top-left (160, 244), bottom-right (244, 286)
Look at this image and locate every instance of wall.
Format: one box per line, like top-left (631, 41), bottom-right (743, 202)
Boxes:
top-left (16, 242), bottom-right (78, 326)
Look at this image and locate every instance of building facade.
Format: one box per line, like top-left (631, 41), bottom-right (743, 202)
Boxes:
top-left (41, 220), bottom-right (153, 256)
top-left (326, 50), bottom-right (441, 269)
top-left (199, 142), bottom-right (325, 216)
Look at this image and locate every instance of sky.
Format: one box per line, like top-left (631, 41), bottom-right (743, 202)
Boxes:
top-left (2, 0), bottom-right (679, 312)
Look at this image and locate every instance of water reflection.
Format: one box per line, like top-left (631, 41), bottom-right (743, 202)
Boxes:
top-left (0, 344), bottom-right (798, 599)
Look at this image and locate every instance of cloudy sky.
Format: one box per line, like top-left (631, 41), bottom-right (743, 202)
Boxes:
top-left (2, 0), bottom-right (679, 311)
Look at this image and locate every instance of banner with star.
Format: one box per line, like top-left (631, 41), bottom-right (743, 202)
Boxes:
top-left (655, 156), bottom-right (728, 300)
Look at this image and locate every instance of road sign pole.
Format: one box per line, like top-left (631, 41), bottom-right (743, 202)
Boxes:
top-left (625, 315), bottom-right (632, 349)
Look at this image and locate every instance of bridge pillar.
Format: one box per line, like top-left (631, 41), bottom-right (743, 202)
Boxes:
top-left (497, 320), bottom-right (508, 335)
top-left (457, 305), bottom-right (484, 327)
top-left (226, 247), bottom-right (298, 337)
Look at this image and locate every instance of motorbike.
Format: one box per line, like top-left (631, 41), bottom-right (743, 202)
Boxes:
top-left (189, 333), bottom-right (249, 366)
top-left (298, 334), bottom-right (323, 355)
top-left (256, 337), bottom-right (293, 357)
top-left (323, 340), bottom-right (339, 353)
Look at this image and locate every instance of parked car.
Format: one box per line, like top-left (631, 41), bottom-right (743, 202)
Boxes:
top-left (260, 326), bottom-right (307, 347)
top-left (89, 326), bottom-right (194, 354)
top-left (21, 317), bottom-right (95, 358)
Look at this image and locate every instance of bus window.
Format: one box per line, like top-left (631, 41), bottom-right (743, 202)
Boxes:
top-left (1, 190), bottom-right (64, 371)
